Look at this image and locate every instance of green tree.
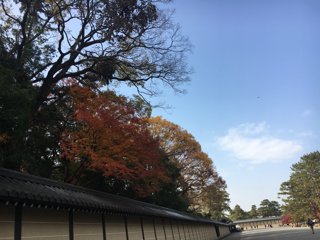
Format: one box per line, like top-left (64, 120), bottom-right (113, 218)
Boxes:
top-left (229, 204), bottom-right (249, 221)
top-left (250, 205), bottom-right (258, 219)
top-left (202, 188), bottom-right (231, 221)
top-left (279, 151), bottom-right (320, 221)
top-left (258, 199), bottom-right (282, 217)
top-left (0, 63), bottom-right (69, 172)
top-left (140, 155), bottom-right (189, 212)
top-left (269, 201), bottom-right (282, 216)
top-left (258, 199), bottom-right (271, 217)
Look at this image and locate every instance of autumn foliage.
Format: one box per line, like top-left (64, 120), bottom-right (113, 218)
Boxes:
top-left (281, 214), bottom-right (292, 224)
top-left (148, 116), bottom-right (227, 212)
top-left (59, 80), bottom-right (169, 197)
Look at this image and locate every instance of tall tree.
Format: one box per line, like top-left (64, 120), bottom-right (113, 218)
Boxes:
top-left (148, 116), bottom-right (227, 212)
top-left (139, 155), bottom-right (189, 212)
top-left (0, 63), bottom-right (69, 171)
top-left (258, 199), bottom-right (282, 218)
top-left (229, 205), bottom-right (248, 221)
top-left (279, 151), bottom-right (320, 221)
top-left (201, 187), bottom-right (231, 221)
top-left (57, 80), bottom-right (169, 197)
top-left (0, 0), bottom-right (193, 172)
top-left (0, 0), bottom-right (193, 121)
top-left (250, 205), bottom-right (258, 219)
top-left (269, 201), bottom-right (282, 216)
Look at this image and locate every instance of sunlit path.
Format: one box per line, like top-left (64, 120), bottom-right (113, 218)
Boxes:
top-left (224, 227), bottom-right (318, 240)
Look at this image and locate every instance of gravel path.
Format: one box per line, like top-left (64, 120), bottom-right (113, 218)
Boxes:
top-left (223, 227), bottom-right (318, 240)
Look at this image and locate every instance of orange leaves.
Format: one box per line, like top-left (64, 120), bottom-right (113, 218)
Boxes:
top-left (0, 133), bottom-right (8, 143)
top-left (59, 79), bottom-right (168, 198)
top-left (148, 116), bottom-right (227, 211)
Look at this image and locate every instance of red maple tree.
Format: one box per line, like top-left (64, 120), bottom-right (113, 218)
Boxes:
top-left (59, 79), bottom-right (169, 197)
top-left (282, 214), bottom-right (292, 224)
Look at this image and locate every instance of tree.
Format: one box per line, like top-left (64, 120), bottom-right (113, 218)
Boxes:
top-left (279, 151), bottom-right (320, 221)
top-left (139, 154), bottom-right (189, 212)
top-left (57, 80), bottom-right (169, 198)
top-left (229, 205), bottom-right (248, 221)
top-left (281, 214), bottom-right (292, 224)
top-left (269, 201), bottom-right (282, 216)
top-left (0, 65), bottom-right (33, 169)
top-left (258, 199), bottom-right (281, 218)
top-left (201, 187), bottom-right (231, 221)
top-left (148, 116), bottom-right (227, 212)
top-left (0, 0), bottom-right (193, 122)
top-left (250, 205), bottom-right (258, 219)
top-left (0, 63), bottom-right (69, 172)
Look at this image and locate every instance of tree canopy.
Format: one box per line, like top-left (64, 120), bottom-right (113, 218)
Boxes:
top-left (0, 0), bottom-right (193, 171)
top-left (279, 151), bottom-right (320, 222)
top-left (201, 188), bottom-right (231, 221)
top-left (258, 199), bottom-right (282, 218)
top-left (57, 79), bottom-right (170, 197)
top-left (148, 116), bottom-right (227, 212)
top-left (281, 214), bottom-right (292, 224)
top-left (0, 0), bottom-right (235, 215)
top-left (250, 205), bottom-right (258, 219)
top-left (229, 204), bottom-right (248, 221)
top-left (1, 0), bottom-right (193, 118)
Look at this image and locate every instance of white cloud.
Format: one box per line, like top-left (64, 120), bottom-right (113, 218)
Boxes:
top-left (298, 131), bottom-right (315, 137)
top-left (247, 166), bottom-right (255, 171)
top-left (302, 110), bottom-right (312, 116)
top-left (216, 123), bottom-right (303, 164)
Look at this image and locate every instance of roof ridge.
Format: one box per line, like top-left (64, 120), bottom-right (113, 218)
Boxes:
top-left (0, 167), bottom-right (227, 225)
top-left (0, 168), bottom-right (149, 206)
top-left (0, 168), bottom-right (205, 216)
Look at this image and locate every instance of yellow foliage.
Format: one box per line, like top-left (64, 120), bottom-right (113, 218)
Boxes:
top-left (0, 133), bottom-right (8, 143)
top-left (148, 116), bottom-right (220, 211)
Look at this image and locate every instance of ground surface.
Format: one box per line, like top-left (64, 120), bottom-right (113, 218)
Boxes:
top-left (224, 227), bottom-right (318, 240)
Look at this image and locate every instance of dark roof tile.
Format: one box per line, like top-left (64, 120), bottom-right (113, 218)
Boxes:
top-left (0, 167), bottom-right (229, 225)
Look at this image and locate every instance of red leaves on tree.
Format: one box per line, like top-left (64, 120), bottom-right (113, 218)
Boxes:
top-left (282, 214), bottom-right (292, 224)
top-left (59, 79), bottom-right (169, 197)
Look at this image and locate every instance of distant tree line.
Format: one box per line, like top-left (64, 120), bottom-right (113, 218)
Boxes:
top-left (228, 199), bottom-right (282, 221)
top-left (228, 151), bottom-right (320, 223)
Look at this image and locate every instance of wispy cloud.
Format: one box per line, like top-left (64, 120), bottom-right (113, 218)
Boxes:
top-left (298, 131), bottom-right (315, 137)
top-left (216, 123), bottom-right (302, 164)
top-left (302, 110), bottom-right (312, 116)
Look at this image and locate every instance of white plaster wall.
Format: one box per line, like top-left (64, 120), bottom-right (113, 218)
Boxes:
top-left (209, 225), bottom-right (217, 240)
top-left (171, 220), bottom-right (180, 240)
top-left (0, 203), bottom-right (15, 240)
top-left (142, 217), bottom-right (156, 240)
top-left (218, 225), bottom-right (230, 238)
top-left (163, 219), bottom-right (173, 240)
top-left (105, 215), bottom-right (126, 240)
top-left (126, 216), bottom-right (143, 240)
top-left (21, 206), bottom-right (69, 240)
top-left (177, 221), bottom-right (187, 240)
top-left (154, 219), bottom-right (165, 240)
top-left (73, 211), bottom-right (103, 240)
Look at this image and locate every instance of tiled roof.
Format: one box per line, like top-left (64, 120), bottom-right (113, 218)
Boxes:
top-left (0, 167), bottom-right (229, 225)
top-left (233, 216), bottom-right (282, 224)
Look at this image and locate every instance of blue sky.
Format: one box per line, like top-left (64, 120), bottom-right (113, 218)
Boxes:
top-left (143, 0), bottom-right (320, 212)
